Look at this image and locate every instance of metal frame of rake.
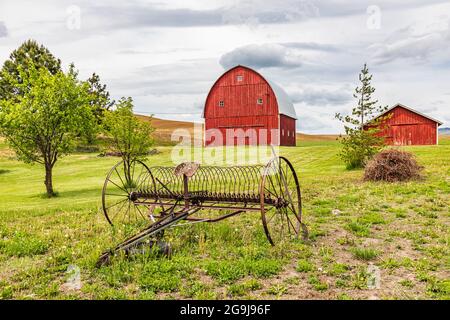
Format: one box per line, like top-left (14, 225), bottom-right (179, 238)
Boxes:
top-left (97, 155), bottom-right (308, 266)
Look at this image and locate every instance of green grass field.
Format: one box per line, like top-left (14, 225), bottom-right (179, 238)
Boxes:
top-left (0, 137), bottom-right (449, 300)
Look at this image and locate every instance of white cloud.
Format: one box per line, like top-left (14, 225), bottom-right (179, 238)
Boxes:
top-left (289, 85), bottom-right (352, 106)
top-left (0, 22), bottom-right (7, 37)
top-left (370, 19), bottom-right (450, 64)
top-left (219, 43), bottom-right (303, 69)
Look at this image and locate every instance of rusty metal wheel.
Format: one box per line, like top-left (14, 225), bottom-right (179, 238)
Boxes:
top-left (260, 156), bottom-right (307, 245)
top-left (102, 159), bottom-right (154, 226)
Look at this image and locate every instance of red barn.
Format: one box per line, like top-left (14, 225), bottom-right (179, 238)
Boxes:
top-left (203, 65), bottom-right (297, 146)
top-left (366, 103), bottom-right (442, 145)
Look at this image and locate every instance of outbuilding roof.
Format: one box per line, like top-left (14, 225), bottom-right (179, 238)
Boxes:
top-left (373, 103), bottom-right (443, 125)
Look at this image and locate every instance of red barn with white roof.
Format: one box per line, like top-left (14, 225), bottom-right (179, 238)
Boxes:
top-left (203, 65), bottom-right (297, 146)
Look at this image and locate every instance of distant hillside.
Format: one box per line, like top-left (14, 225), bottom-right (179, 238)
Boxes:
top-left (296, 133), bottom-right (339, 142)
top-left (138, 115), bottom-right (342, 145)
top-left (136, 115), bottom-right (202, 145)
top-left (438, 127), bottom-right (450, 135)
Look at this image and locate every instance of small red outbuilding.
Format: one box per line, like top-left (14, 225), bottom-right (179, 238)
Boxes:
top-left (366, 103), bottom-right (442, 146)
top-left (203, 65), bottom-right (297, 146)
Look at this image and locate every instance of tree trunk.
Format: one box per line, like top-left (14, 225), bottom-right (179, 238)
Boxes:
top-left (44, 164), bottom-right (55, 197)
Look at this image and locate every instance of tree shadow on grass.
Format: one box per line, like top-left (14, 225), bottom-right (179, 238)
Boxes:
top-left (0, 169), bottom-right (11, 175)
top-left (29, 187), bottom-right (102, 200)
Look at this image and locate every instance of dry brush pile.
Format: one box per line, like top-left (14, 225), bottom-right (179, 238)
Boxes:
top-left (364, 149), bottom-right (423, 182)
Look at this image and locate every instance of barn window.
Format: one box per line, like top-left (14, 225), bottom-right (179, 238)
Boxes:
top-left (257, 98), bottom-right (263, 105)
top-left (236, 75), bottom-right (243, 82)
top-left (218, 100), bottom-right (224, 107)
top-left (282, 129), bottom-right (285, 136)
top-left (287, 131), bottom-right (290, 137)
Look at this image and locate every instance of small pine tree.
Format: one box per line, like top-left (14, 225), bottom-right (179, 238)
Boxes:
top-left (86, 72), bottom-right (115, 124)
top-left (84, 72), bottom-right (115, 143)
top-left (335, 63), bottom-right (389, 169)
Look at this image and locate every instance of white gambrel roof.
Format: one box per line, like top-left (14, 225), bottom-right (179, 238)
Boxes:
top-left (267, 80), bottom-right (297, 119)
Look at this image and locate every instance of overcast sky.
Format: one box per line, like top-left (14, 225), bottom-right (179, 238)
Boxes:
top-left (1, 0), bottom-right (449, 133)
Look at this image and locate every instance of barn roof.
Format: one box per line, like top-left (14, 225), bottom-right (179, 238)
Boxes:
top-left (373, 103), bottom-right (443, 125)
top-left (266, 80), bottom-right (297, 119)
top-left (203, 65), bottom-right (297, 119)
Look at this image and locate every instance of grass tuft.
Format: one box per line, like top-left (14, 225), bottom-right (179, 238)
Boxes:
top-left (351, 247), bottom-right (379, 261)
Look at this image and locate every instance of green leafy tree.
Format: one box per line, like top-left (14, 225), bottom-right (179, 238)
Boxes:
top-left (0, 63), bottom-right (95, 197)
top-left (103, 97), bottom-right (154, 185)
top-left (335, 63), bottom-right (389, 169)
top-left (0, 39), bottom-right (61, 101)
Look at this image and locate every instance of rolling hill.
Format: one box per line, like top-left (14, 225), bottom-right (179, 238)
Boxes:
top-left (135, 115), bottom-right (201, 146)
top-left (137, 114), bottom-right (340, 145)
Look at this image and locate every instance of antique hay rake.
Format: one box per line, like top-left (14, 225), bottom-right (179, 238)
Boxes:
top-left (97, 156), bottom-right (308, 266)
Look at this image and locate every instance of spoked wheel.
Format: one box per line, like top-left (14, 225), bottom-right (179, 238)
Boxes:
top-left (260, 156), bottom-right (308, 245)
top-left (102, 159), bottom-right (154, 227)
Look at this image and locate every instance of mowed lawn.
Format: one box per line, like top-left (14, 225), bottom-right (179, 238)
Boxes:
top-left (0, 137), bottom-right (449, 300)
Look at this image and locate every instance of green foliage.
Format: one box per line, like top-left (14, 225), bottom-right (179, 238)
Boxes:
top-left (358, 212), bottom-right (386, 225)
top-left (329, 263), bottom-right (349, 276)
top-left (180, 281), bottom-right (208, 298)
top-left (351, 268), bottom-right (369, 289)
top-left (337, 293), bottom-right (352, 300)
top-left (228, 279), bottom-right (262, 297)
top-left (0, 281), bottom-right (13, 300)
top-left (0, 231), bottom-right (48, 257)
top-left (399, 279), bottom-right (414, 288)
top-left (346, 221), bottom-right (371, 237)
top-left (427, 279), bottom-right (450, 299)
top-left (308, 276), bottom-right (328, 291)
top-left (204, 258), bottom-right (282, 284)
top-left (0, 39), bottom-right (61, 101)
top-left (103, 97), bottom-right (154, 169)
top-left (335, 63), bottom-right (388, 169)
top-left (136, 257), bottom-right (193, 293)
top-left (351, 247), bottom-right (379, 261)
top-left (0, 62), bottom-right (95, 196)
top-left (84, 73), bottom-right (114, 143)
top-left (296, 259), bottom-right (314, 273)
top-left (338, 129), bottom-right (386, 169)
top-left (86, 73), bottom-right (114, 121)
top-left (266, 284), bottom-right (288, 296)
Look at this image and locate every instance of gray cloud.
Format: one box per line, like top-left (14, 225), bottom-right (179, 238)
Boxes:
top-left (72, 0), bottom-right (449, 33)
top-left (281, 42), bottom-right (339, 52)
top-left (0, 22), bottom-right (7, 37)
top-left (296, 113), bottom-right (328, 131)
top-left (221, 0), bottom-right (320, 26)
top-left (135, 60), bottom-right (217, 95)
top-left (82, 0), bottom-right (450, 32)
top-left (219, 44), bottom-right (303, 69)
top-left (86, 0), bottom-right (320, 30)
top-left (314, 0), bottom-right (449, 18)
top-left (370, 22), bottom-right (450, 64)
top-left (88, 6), bottom-right (222, 28)
top-left (290, 87), bottom-right (352, 106)
top-left (106, 59), bottom-right (220, 118)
